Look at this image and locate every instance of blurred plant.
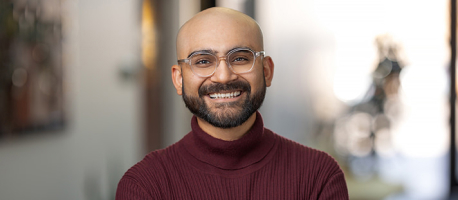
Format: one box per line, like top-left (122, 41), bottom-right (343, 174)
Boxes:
top-left (332, 34), bottom-right (407, 179)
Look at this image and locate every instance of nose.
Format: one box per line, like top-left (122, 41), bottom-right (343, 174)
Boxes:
top-left (210, 57), bottom-right (238, 84)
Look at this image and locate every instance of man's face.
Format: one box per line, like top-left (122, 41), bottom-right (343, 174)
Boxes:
top-left (182, 71), bottom-right (266, 128)
top-left (174, 12), bottom-right (272, 129)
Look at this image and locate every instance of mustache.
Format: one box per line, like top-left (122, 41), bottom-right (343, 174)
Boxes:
top-left (198, 81), bottom-right (251, 97)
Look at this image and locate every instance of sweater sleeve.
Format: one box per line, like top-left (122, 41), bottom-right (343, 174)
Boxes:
top-left (115, 176), bottom-right (155, 200)
top-left (318, 171), bottom-right (349, 200)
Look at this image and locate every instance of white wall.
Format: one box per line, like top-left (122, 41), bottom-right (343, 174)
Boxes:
top-left (0, 0), bottom-right (143, 199)
top-left (257, 0), bottom-right (334, 144)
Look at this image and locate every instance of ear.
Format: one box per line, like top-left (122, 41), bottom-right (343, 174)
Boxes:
top-left (171, 64), bottom-right (183, 95)
top-left (262, 56), bottom-right (274, 87)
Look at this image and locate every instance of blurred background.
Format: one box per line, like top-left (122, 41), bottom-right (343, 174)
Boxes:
top-left (0, 0), bottom-right (454, 199)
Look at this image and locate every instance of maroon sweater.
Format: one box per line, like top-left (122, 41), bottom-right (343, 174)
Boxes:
top-left (116, 112), bottom-right (348, 199)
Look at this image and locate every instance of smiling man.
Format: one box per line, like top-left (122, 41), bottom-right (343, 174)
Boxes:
top-left (116, 7), bottom-right (348, 200)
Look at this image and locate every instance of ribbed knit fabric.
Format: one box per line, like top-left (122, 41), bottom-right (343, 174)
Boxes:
top-left (116, 112), bottom-right (348, 199)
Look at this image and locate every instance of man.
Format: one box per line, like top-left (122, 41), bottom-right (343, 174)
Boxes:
top-left (116, 7), bottom-right (348, 200)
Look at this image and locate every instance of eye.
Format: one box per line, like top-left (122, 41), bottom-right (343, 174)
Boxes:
top-left (230, 56), bottom-right (251, 65)
top-left (233, 57), bottom-right (249, 62)
top-left (229, 50), bottom-right (253, 65)
top-left (195, 59), bottom-right (212, 65)
top-left (192, 55), bottom-right (215, 68)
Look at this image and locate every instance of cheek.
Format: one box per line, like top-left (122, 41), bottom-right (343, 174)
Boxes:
top-left (182, 71), bottom-right (206, 95)
top-left (245, 70), bottom-right (265, 90)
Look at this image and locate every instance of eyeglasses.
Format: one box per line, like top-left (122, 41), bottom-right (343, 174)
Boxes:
top-left (177, 48), bottom-right (265, 77)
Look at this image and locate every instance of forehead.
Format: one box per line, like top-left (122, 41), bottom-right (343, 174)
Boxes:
top-left (177, 13), bottom-right (262, 58)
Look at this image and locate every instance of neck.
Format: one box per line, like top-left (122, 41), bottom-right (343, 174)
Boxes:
top-left (196, 113), bottom-right (257, 141)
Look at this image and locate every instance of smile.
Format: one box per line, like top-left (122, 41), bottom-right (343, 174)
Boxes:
top-left (209, 91), bottom-right (242, 99)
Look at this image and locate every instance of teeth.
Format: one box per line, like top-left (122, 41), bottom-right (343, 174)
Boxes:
top-left (209, 91), bottom-right (241, 99)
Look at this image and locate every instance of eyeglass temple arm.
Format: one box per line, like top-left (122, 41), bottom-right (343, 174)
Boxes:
top-left (256, 51), bottom-right (266, 57)
top-left (177, 58), bottom-right (189, 64)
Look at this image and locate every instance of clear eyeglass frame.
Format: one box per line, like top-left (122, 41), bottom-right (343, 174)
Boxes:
top-left (177, 48), bottom-right (265, 77)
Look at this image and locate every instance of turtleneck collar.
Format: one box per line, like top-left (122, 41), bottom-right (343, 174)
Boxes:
top-left (180, 111), bottom-right (277, 174)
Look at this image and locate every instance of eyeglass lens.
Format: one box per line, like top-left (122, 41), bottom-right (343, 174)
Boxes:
top-left (190, 50), bottom-right (255, 76)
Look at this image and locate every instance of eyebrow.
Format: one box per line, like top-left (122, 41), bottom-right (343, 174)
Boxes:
top-left (186, 46), bottom-right (253, 58)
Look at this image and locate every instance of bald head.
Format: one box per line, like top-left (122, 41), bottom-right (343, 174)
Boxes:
top-left (176, 7), bottom-right (264, 59)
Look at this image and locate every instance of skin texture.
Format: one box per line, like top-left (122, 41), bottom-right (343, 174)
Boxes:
top-left (171, 7), bottom-right (274, 141)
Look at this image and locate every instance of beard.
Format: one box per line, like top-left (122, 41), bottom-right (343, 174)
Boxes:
top-left (182, 79), bottom-right (266, 129)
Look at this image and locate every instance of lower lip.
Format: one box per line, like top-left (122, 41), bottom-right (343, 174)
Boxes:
top-left (206, 92), bottom-right (244, 102)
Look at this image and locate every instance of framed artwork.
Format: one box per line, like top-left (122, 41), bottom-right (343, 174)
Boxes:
top-left (0, 0), bottom-right (65, 138)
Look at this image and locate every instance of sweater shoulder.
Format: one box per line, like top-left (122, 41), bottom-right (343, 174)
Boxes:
top-left (116, 143), bottom-right (183, 199)
top-left (124, 142), bottom-right (180, 179)
top-left (268, 129), bottom-right (343, 175)
top-left (269, 129), bottom-right (348, 197)
top-left (119, 141), bottom-right (184, 191)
